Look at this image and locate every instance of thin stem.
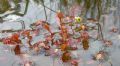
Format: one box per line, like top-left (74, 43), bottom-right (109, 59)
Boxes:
top-left (40, 3), bottom-right (57, 13)
top-left (19, 20), bottom-right (25, 30)
top-left (97, 23), bottom-right (104, 40)
top-left (42, 0), bottom-right (48, 21)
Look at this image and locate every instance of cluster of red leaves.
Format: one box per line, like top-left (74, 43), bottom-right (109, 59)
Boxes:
top-left (1, 11), bottom-right (92, 64)
top-left (2, 38), bottom-right (12, 44)
top-left (2, 33), bottom-right (22, 55)
top-left (56, 11), bottom-right (90, 51)
top-left (2, 33), bottom-right (21, 45)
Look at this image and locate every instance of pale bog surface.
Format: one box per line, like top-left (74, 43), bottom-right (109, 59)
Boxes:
top-left (0, 0), bottom-right (120, 66)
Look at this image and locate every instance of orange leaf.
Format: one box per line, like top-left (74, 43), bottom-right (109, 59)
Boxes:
top-left (57, 11), bottom-right (64, 19)
top-left (21, 30), bottom-right (30, 37)
top-left (43, 23), bottom-right (52, 33)
top-left (11, 33), bottom-right (19, 42)
top-left (60, 44), bottom-right (68, 51)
